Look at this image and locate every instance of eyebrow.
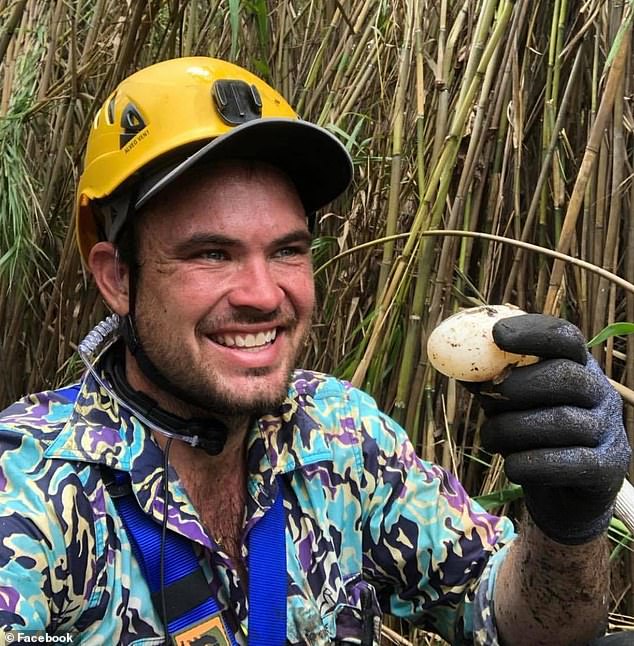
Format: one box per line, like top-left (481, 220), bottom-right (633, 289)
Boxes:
top-left (174, 229), bottom-right (312, 253)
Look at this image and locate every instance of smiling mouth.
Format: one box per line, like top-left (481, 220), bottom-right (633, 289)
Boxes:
top-left (210, 328), bottom-right (278, 352)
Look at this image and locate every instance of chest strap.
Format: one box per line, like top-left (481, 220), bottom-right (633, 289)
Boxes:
top-left (102, 467), bottom-right (287, 645)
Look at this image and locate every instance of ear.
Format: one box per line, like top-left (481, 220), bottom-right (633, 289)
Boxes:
top-left (88, 241), bottom-right (130, 316)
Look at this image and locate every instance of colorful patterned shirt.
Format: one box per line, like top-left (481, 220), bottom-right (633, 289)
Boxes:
top-left (0, 360), bottom-right (515, 645)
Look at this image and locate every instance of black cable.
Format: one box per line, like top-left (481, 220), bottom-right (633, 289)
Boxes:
top-left (160, 437), bottom-right (173, 645)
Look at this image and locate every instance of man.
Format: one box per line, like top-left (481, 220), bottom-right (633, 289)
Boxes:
top-left (0, 57), bottom-right (630, 645)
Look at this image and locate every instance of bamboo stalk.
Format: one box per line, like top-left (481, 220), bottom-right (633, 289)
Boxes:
top-left (428, 3), bottom-right (524, 329)
top-left (0, 14), bottom-right (16, 115)
top-left (543, 5), bottom-right (632, 314)
top-left (36, 0), bottom-right (65, 102)
top-left (392, 0), bottom-right (427, 426)
top-left (296, 7), bottom-right (341, 115)
top-left (419, 1), bottom-right (514, 230)
top-left (627, 134), bottom-right (634, 618)
top-left (455, 0), bottom-right (499, 109)
top-left (0, 0), bottom-right (27, 66)
top-left (579, 24), bottom-right (602, 333)
top-left (376, 3), bottom-right (413, 297)
top-left (430, 0), bottom-right (449, 164)
top-left (317, 229), bottom-right (634, 298)
top-left (501, 45), bottom-right (584, 303)
top-left (111, 0), bottom-right (148, 83)
top-left (538, 0), bottom-right (561, 259)
top-left (592, 52), bottom-right (625, 354)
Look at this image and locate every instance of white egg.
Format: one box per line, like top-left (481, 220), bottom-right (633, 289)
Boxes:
top-left (427, 305), bottom-right (539, 382)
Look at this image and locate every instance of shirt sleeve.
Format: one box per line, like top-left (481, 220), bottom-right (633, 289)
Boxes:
top-left (353, 387), bottom-right (516, 644)
top-left (0, 426), bottom-right (89, 633)
top-left (0, 513), bottom-right (53, 630)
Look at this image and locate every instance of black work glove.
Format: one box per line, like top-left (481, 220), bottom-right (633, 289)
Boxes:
top-left (464, 314), bottom-right (631, 545)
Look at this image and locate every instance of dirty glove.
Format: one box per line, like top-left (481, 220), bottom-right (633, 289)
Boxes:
top-left (464, 314), bottom-right (631, 545)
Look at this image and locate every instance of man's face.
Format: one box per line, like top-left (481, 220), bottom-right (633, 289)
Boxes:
top-left (126, 161), bottom-right (315, 419)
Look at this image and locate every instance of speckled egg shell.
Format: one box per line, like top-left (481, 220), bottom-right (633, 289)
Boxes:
top-left (427, 305), bottom-right (539, 382)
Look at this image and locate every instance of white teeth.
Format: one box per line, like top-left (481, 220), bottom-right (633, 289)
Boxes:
top-left (244, 334), bottom-right (256, 347)
top-left (212, 328), bottom-right (277, 349)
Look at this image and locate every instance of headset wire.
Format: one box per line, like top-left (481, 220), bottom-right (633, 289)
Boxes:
top-left (161, 437), bottom-right (173, 645)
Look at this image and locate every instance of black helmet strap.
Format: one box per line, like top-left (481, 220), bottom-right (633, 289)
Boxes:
top-left (120, 271), bottom-right (228, 443)
top-left (109, 195), bottom-right (228, 455)
top-left (104, 342), bottom-right (228, 456)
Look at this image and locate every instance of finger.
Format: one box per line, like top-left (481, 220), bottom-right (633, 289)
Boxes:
top-left (492, 314), bottom-right (587, 364)
top-left (480, 407), bottom-right (603, 455)
top-left (466, 357), bottom-right (606, 414)
top-left (505, 447), bottom-right (607, 487)
top-left (504, 440), bottom-right (629, 488)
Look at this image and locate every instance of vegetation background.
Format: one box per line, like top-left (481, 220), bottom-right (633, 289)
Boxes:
top-left (2, 0), bottom-right (634, 642)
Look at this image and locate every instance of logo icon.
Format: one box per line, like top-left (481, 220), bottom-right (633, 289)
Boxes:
top-left (119, 102), bottom-right (147, 149)
top-left (173, 615), bottom-right (231, 646)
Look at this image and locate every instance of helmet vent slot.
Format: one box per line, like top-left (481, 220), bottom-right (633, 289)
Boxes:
top-left (119, 102), bottom-right (147, 149)
top-left (106, 95), bottom-right (116, 125)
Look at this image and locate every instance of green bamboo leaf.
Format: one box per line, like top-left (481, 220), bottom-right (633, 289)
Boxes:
top-left (243, 0), bottom-right (271, 79)
top-left (310, 235), bottom-right (337, 269)
top-left (609, 517), bottom-right (633, 562)
top-left (609, 517), bottom-right (632, 541)
top-left (229, 0), bottom-right (240, 59)
top-left (603, 0), bottom-right (634, 71)
top-left (326, 118), bottom-right (371, 154)
top-left (473, 484), bottom-right (524, 511)
top-left (587, 323), bottom-right (634, 348)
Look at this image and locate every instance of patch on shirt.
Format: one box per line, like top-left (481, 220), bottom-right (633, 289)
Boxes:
top-left (172, 614), bottom-right (231, 646)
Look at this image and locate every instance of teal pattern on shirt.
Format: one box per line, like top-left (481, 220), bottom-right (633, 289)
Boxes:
top-left (0, 358), bottom-right (515, 645)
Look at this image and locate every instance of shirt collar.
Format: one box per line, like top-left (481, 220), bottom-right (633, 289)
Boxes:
top-left (46, 366), bottom-right (334, 470)
top-left (44, 361), bottom-right (334, 539)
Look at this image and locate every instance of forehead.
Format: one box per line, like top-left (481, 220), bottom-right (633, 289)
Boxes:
top-left (138, 160), bottom-right (307, 236)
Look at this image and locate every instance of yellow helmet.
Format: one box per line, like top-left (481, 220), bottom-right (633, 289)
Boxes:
top-left (76, 57), bottom-right (352, 264)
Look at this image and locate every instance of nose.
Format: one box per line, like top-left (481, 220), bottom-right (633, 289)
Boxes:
top-left (227, 258), bottom-right (285, 312)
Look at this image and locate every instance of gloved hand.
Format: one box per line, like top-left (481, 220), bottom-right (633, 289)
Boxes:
top-left (464, 314), bottom-right (631, 544)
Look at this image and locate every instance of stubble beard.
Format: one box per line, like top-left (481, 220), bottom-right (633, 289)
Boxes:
top-left (133, 313), bottom-right (309, 422)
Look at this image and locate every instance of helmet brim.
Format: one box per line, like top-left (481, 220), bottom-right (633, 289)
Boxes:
top-left (133, 118), bottom-right (353, 215)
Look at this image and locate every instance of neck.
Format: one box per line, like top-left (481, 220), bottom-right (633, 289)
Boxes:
top-left (123, 346), bottom-right (251, 438)
top-left (153, 421), bottom-right (249, 477)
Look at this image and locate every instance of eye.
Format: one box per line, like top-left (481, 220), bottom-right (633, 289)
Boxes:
top-left (274, 245), bottom-right (309, 259)
top-left (276, 247), bottom-right (296, 258)
top-left (200, 249), bottom-right (228, 261)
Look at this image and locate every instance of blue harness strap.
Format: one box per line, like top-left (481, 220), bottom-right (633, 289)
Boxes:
top-left (247, 482), bottom-right (287, 644)
top-left (55, 384), bottom-right (81, 403)
top-left (105, 468), bottom-right (287, 645)
top-left (56, 383), bottom-right (288, 641)
top-left (112, 478), bottom-right (236, 640)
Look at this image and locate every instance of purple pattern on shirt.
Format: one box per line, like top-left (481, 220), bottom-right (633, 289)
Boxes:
top-left (0, 363), bottom-right (514, 644)
top-left (0, 586), bottom-right (19, 613)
